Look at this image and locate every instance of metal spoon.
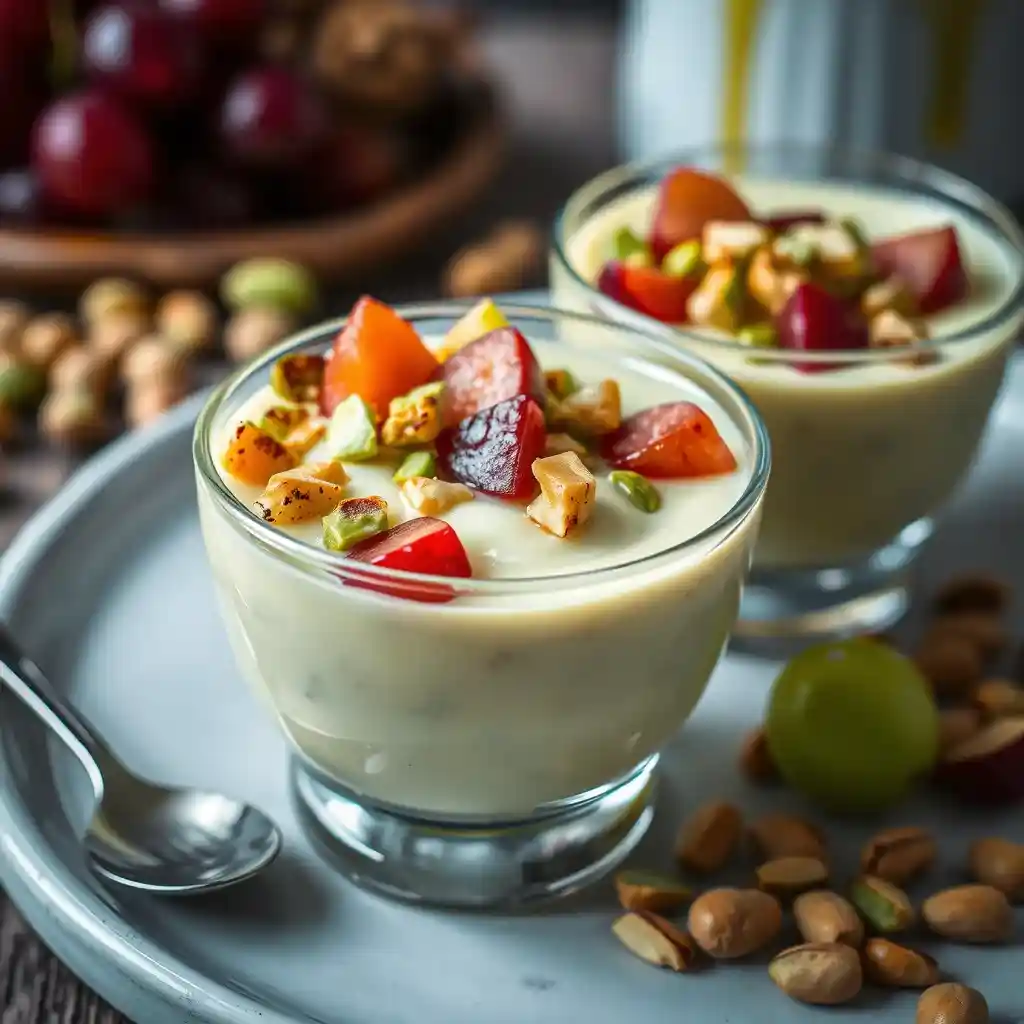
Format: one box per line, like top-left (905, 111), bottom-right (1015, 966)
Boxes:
top-left (0, 625), bottom-right (282, 895)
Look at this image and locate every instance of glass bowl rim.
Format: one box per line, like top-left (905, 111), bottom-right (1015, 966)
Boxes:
top-left (550, 142), bottom-right (1024, 365)
top-left (193, 300), bottom-right (770, 596)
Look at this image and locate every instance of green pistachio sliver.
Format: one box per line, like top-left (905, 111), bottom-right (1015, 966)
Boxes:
top-left (609, 470), bottom-right (661, 514)
top-left (723, 267), bottom-right (747, 316)
top-left (774, 234), bottom-right (818, 267)
top-left (737, 323), bottom-right (778, 348)
top-left (393, 450), bottom-right (437, 484)
top-left (612, 226), bottom-right (650, 264)
top-left (270, 353), bottom-right (324, 403)
top-left (327, 394), bottom-right (378, 461)
top-left (839, 216), bottom-right (869, 253)
top-left (849, 877), bottom-right (914, 934)
top-left (544, 368), bottom-right (578, 400)
top-left (661, 240), bottom-right (704, 280)
top-left (322, 496), bottom-right (389, 552)
top-left (0, 361), bottom-right (46, 409)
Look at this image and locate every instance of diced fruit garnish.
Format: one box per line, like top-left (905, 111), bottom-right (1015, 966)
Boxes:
top-left (601, 402), bottom-right (738, 479)
top-left (436, 394), bottom-right (546, 499)
top-left (612, 226), bottom-right (651, 264)
top-left (438, 326), bottom-right (544, 427)
top-left (748, 247), bottom-right (806, 316)
top-left (776, 282), bottom-right (870, 372)
top-left (320, 296), bottom-right (439, 418)
top-left (526, 452), bottom-right (596, 538)
top-left (598, 261), bottom-right (697, 324)
top-left (870, 311), bottom-right (933, 365)
top-left (548, 379), bottom-right (622, 436)
top-left (400, 477), bottom-right (475, 516)
top-left (222, 421), bottom-right (297, 486)
top-left (435, 298), bottom-right (509, 362)
top-left (649, 167), bottom-right (752, 262)
top-left (661, 240), bottom-right (704, 280)
top-left (544, 432), bottom-right (588, 459)
top-left (861, 277), bottom-right (915, 320)
top-left (254, 461), bottom-right (348, 525)
top-left (544, 368), bottom-right (578, 400)
top-left (393, 450), bottom-right (437, 484)
top-left (345, 517), bottom-right (472, 604)
top-left (763, 210), bottom-right (826, 234)
top-left (381, 382), bottom-right (444, 447)
top-left (609, 469), bottom-right (660, 513)
top-left (322, 495), bottom-right (389, 552)
top-left (270, 353), bottom-right (324, 404)
top-left (737, 323), bottom-right (778, 348)
top-left (702, 220), bottom-right (769, 263)
top-left (686, 265), bottom-right (746, 331)
top-left (327, 393), bottom-right (378, 461)
top-left (871, 225), bottom-right (969, 315)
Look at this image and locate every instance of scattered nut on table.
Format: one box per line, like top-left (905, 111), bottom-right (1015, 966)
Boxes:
top-left (38, 388), bottom-right (108, 448)
top-left (20, 314), bottom-right (77, 371)
top-left (155, 291), bottom-right (219, 355)
top-left (79, 277), bottom-right (149, 327)
top-left (224, 307), bottom-right (297, 364)
top-left (444, 221), bottom-right (545, 298)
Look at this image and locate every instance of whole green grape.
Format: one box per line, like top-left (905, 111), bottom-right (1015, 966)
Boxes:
top-left (765, 638), bottom-right (939, 813)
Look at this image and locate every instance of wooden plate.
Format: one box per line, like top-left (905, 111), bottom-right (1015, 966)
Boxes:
top-left (0, 79), bottom-right (504, 295)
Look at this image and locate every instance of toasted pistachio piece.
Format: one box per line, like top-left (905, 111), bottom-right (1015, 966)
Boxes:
top-left (526, 452), bottom-right (596, 538)
top-left (0, 358), bottom-right (46, 409)
top-left (773, 234), bottom-right (819, 267)
top-left (662, 240), bottom-right (704, 279)
top-left (544, 368), bottom-right (578, 400)
top-left (270, 353), bottom-right (325, 403)
top-left (393, 450), bottom-right (437, 484)
top-left (283, 419), bottom-right (326, 459)
top-left (737, 323), bottom-right (779, 348)
top-left (548, 379), bottom-right (621, 436)
top-left (612, 226), bottom-right (650, 264)
top-left (609, 470), bottom-right (660, 513)
top-left (436, 298), bottom-right (509, 361)
top-left (870, 310), bottom-right (929, 348)
top-left (748, 246), bottom-right (806, 316)
top-left (255, 461), bottom-right (348, 525)
top-left (687, 265), bottom-right (745, 331)
top-left (260, 405), bottom-right (309, 441)
top-left (400, 477), bottom-right (474, 516)
top-left (702, 220), bottom-right (770, 263)
top-left (381, 382), bottom-right (444, 448)
top-left (327, 394), bottom-right (379, 461)
top-left (322, 496), bottom-right (389, 552)
top-left (862, 276), bottom-right (915, 319)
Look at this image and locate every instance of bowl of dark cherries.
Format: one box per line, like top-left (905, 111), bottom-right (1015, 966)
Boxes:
top-left (0, 0), bottom-right (502, 292)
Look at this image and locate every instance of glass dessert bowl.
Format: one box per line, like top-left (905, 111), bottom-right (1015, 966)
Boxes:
top-left (552, 145), bottom-right (1024, 643)
top-left (193, 299), bottom-right (769, 908)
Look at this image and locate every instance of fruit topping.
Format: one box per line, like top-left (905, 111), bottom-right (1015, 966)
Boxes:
top-left (763, 210), bottom-right (826, 234)
top-left (701, 220), bottom-right (770, 263)
top-left (609, 469), bottom-right (661, 513)
top-left (547, 379), bottom-right (622, 437)
top-left (747, 247), bottom-right (807, 316)
top-left (393, 450), bottom-right (437, 484)
top-left (872, 225), bottom-right (969, 315)
top-left (345, 516), bottom-right (472, 603)
top-left (400, 477), bottom-right (474, 516)
top-left (438, 325), bottom-right (544, 427)
top-left (270, 353), bottom-right (324, 403)
top-left (776, 282), bottom-right (870, 372)
top-left (254, 461), bottom-right (348, 525)
top-left (435, 298), bottom-right (509, 362)
top-left (222, 420), bottom-right (296, 485)
top-left (321, 297), bottom-right (438, 418)
top-left (686, 265), bottom-right (746, 332)
top-left (436, 394), bottom-right (546, 499)
top-left (597, 261), bottom-right (697, 324)
top-left (322, 495), bottom-right (388, 552)
top-left (602, 401), bottom-right (737, 479)
top-left (260, 405), bottom-right (324, 458)
top-left (381, 381), bottom-right (444, 447)
top-left (326, 394), bottom-right (378, 461)
top-left (526, 451), bottom-right (596, 538)
top-left (649, 167), bottom-right (752, 262)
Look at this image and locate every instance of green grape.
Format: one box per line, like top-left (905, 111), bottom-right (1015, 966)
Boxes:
top-left (765, 638), bottom-right (939, 814)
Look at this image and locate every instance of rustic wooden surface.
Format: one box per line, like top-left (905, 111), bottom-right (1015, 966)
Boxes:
top-left (0, 9), bottom-right (621, 1020)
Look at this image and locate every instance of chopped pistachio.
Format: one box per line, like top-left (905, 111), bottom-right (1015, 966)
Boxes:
top-left (662, 240), bottom-right (704, 280)
top-left (861, 276), bottom-right (915, 319)
top-left (701, 220), bottom-right (769, 263)
top-left (327, 394), bottom-right (378, 461)
top-left (773, 234), bottom-right (819, 267)
top-left (380, 381), bottom-right (444, 447)
top-left (548, 379), bottom-right (621, 436)
top-left (544, 368), bottom-right (578, 400)
top-left (612, 226), bottom-right (650, 264)
top-left (436, 298), bottom-right (509, 361)
top-left (393, 450), bottom-right (437, 484)
top-left (270, 353), bottom-right (325, 404)
top-left (400, 477), bottom-right (474, 516)
top-left (687, 265), bottom-right (745, 331)
top-left (260, 405), bottom-right (309, 441)
top-left (839, 216), bottom-right (869, 253)
top-left (283, 419), bottom-right (326, 459)
top-left (737, 323), bottom-right (779, 348)
top-left (526, 452), bottom-right (597, 538)
top-left (0, 358), bottom-right (46, 409)
top-left (747, 246), bottom-right (806, 316)
top-left (255, 462), bottom-right (348, 525)
top-left (609, 470), bottom-right (660, 513)
top-left (623, 250), bottom-right (653, 269)
top-left (322, 496), bottom-right (389, 552)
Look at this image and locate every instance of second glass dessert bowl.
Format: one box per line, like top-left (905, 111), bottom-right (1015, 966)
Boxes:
top-left (193, 300), bottom-right (769, 909)
top-left (552, 144), bottom-right (1024, 643)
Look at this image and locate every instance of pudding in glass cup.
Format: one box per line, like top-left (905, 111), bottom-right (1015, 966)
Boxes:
top-left (193, 299), bottom-right (769, 908)
top-left (552, 145), bottom-right (1024, 642)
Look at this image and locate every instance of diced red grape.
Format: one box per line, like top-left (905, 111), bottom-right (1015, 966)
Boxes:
top-left (597, 260), bottom-right (696, 324)
top-left (83, 4), bottom-right (204, 112)
top-left (219, 67), bottom-right (330, 171)
top-left (601, 402), bottom-right (737, 479)
top-left (776, 282), bottom-right (869, 373)
top-left (31, 91), bottom-right (156, 220)
top-left (439, 326), bottom-right (545, 427)
top-left (345, 517), bottom-right (471, 604)
top-left (871, 225), bottom-right (969, 315)
top-left (436, 394), bottom-right (546, 500)
top-left (159, 0), bottom-right (266, 47)
top-left (762, 209), bottom-right (826, 234)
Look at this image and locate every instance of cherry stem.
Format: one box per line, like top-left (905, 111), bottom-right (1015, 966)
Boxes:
top-left (48, 0), bottom-right (78, 94)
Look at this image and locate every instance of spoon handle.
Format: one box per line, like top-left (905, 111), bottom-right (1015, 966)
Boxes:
top-left (0, 623), bottom-right (109, 791)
